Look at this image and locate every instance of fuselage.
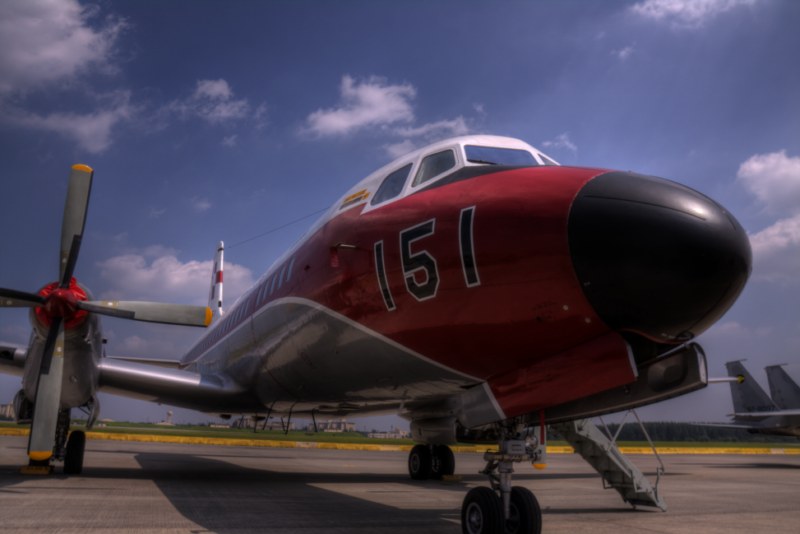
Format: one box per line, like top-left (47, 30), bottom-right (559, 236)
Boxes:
top-left (177, 135), bottom-right (751, 426)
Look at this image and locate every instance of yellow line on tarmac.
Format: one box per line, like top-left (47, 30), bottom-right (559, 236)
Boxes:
top-left (1, 428), bottom-right (798, 454)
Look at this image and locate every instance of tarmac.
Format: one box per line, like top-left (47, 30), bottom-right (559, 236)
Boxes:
top-left (1, 434), bottom-right (799, 533)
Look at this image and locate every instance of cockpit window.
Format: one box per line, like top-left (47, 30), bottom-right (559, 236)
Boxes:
top-left (465, 145), bottom-right (538, 166)
top-left (412, 149), bottom-right (456, 186)
top-left (371, 163), bottom-right (412, 206)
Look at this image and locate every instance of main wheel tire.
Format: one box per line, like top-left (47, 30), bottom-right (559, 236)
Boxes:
top-left (505, 486), bottom-right (542, 534)
top-left (431, 444), bottom-right (455, 479)
top-left (462, 486), bottom-right (503, 534)
top-left (63, 430), bottom-right (85, 475)
top-left (408, 444), bottom-right (432, 480)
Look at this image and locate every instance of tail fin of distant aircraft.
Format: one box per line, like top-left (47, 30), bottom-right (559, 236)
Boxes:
top-left (766, 364), bottom-right (800, 409)
top-left (208, 241), bottom-right (224, 321)
top-left (725, 360), bottom-right (777, 414)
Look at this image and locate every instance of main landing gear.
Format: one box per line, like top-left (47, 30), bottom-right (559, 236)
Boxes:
top-left (408, 444), bottom-right (455, 480)
top-left (461, 423), bottom-right (546, 534)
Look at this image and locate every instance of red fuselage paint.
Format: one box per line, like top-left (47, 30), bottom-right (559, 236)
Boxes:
top-left (188, 166), bottom-right (637, 419)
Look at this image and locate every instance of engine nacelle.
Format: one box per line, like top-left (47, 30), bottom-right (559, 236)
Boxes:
top-left (410, 416), bottom-right (457, 444)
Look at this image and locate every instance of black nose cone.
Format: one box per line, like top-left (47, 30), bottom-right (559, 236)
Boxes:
top-left (568, 172), bottom-right (751, 342)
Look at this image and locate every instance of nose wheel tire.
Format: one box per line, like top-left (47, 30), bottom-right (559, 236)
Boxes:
top-left (460, 486), bottom-right (541, 534)
top-left (462, 487), bottom-right (503, 534)
top-left (506, 486), bottom-right (541, 534)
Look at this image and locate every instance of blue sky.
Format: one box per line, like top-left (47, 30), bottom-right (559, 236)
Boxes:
top-left (1, 0), bottom-right (799, 427)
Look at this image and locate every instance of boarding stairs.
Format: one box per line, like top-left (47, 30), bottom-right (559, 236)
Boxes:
top-left (551, 411), bottom-right (667, 511)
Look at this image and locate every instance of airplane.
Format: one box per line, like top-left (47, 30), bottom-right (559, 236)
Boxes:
top-left (1, 135), bottom-right (752, 534)
top-left (766, 364), bottom-right (800, 410)
top-left (722, 360), bottom-right (800, 438)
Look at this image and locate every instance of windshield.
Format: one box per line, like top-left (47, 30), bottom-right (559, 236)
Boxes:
top-left (465, 145), bottom-right (538, 166)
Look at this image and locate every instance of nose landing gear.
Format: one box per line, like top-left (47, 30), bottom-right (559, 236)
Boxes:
top-left (461, 422), bottom-right (545, 534)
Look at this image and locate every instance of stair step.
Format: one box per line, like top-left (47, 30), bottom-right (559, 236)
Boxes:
top-left (552, 419), bottom-right (666, 511)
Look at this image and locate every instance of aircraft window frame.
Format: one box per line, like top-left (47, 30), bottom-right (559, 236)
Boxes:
top-left (371, 163), bottom-right (413, 206)
top-left (539, 153), bottom-right (559, 166)
top-left (464, 145), bottom-right (539, 167)
top-left (411, 149), bottom-right (457, 188)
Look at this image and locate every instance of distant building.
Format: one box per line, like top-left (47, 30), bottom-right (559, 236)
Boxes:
top-left (231, 415), bottom-right (295, 431)
top-left (0, 404), bottom-right (15, 421)
top-left (315, 418), bottom-right (356, 432)
top-left (156, 410), bottom-right (175, 426)
top-left (368, 426), bottom-right (410, 439)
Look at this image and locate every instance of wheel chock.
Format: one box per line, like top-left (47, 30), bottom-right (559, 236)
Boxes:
top-left (20, 464), bottom-right (54, 475)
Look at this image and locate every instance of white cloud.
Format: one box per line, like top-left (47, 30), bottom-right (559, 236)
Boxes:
top-left (194, 79), bottom-right (233, 101)
top-left (542, 132), bottom-right (578, 154)
top-left (10, 90), bottom-right (134, 153)
top-left (96, 251), bottom-right (254, 305)
top-left (383, 117), bottom-right (471, 158)
top-left (749, 213), bottom-right (800, 286)
top-left (253, 103), bottom-right (268, 130)
top-left (395, 117), bottom-right (470, 139)
top-left (305, 74), bottom-right (475, 158)
top-left (222, 134), bottom-right (238, 147)
top-left (190, 197), bottom-right (212, 213)
top-left (614, 46), bottom-right (635, 61)
top-left (383, 139), bottom-right (418, 159)
top-left (147, 207), bottom-right (166, 219)
top-left (169, 78), bottom-right (251, 124)
top-left (737, 150), bottom-right (800, 215)
top-left (305, 75), bottom-right (416, 136)
top-left (0, 0), bottom-right (125, 95)
top-left (114, 334), bottom-right (186, 358)
top-left (630, 0), bottom-right (758, 29)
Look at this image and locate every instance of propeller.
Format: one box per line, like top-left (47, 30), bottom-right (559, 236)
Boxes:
top-left (2, 164), bottom-right (212, 466)
top-left (27, 324), bottom-right (65, 462)
top-left (0, 288), bottom-right (212, 328)
top-left (60, 165), bottom-right (92, 283)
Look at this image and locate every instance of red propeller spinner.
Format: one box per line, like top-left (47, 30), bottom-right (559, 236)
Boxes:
top-left (34, 278), bottom-right (89, 330)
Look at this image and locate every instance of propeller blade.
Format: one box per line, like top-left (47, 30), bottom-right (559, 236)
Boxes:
top-left (27, 325), bottom-right (65, 463)
top-left (77, 300), bottom-right (212, 327)
top-left (40, 317), bottom-right (63, 375)
top-left (59, 164), bottom-right (93, 282)
top-left (0, 287), bottom-right (45, 308)
top-left (60, 234), bottom-right (83, 288)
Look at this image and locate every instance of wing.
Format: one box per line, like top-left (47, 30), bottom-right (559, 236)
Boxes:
top-left (103, 356), bottom-right (183, 369)
top-left (731, 409), bottom-right (800, 419)
top-left (97, 357), bottom-right (262, 414)
top-left (0, 342), bottom-right (26, 377)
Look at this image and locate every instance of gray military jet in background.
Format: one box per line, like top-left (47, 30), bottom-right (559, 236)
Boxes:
top-left (723, 361), bottom-right (800, 438)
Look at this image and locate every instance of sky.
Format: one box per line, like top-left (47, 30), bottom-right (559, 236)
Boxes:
top-left (1, 0), bottom-right (799, 428)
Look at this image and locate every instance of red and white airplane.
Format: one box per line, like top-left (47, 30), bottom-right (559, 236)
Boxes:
top-left (1, 135), bottom-right (751, 533)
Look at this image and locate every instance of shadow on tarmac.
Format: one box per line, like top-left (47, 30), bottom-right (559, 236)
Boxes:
top-left (133, 451), bottom-right (467, 533)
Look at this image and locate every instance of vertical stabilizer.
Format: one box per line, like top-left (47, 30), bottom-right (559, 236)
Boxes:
top-left (766, 365), bottom-right (800, 409)
top-left (208, 241), bottom-right (224, 321)
top-left (725, 360), bottom-right (777, 414)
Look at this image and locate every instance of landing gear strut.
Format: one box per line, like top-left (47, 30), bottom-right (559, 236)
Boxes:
top-left (408, 444), bottom-right (455, 480)
top-left (461, 422), bottom-right (545, 534)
